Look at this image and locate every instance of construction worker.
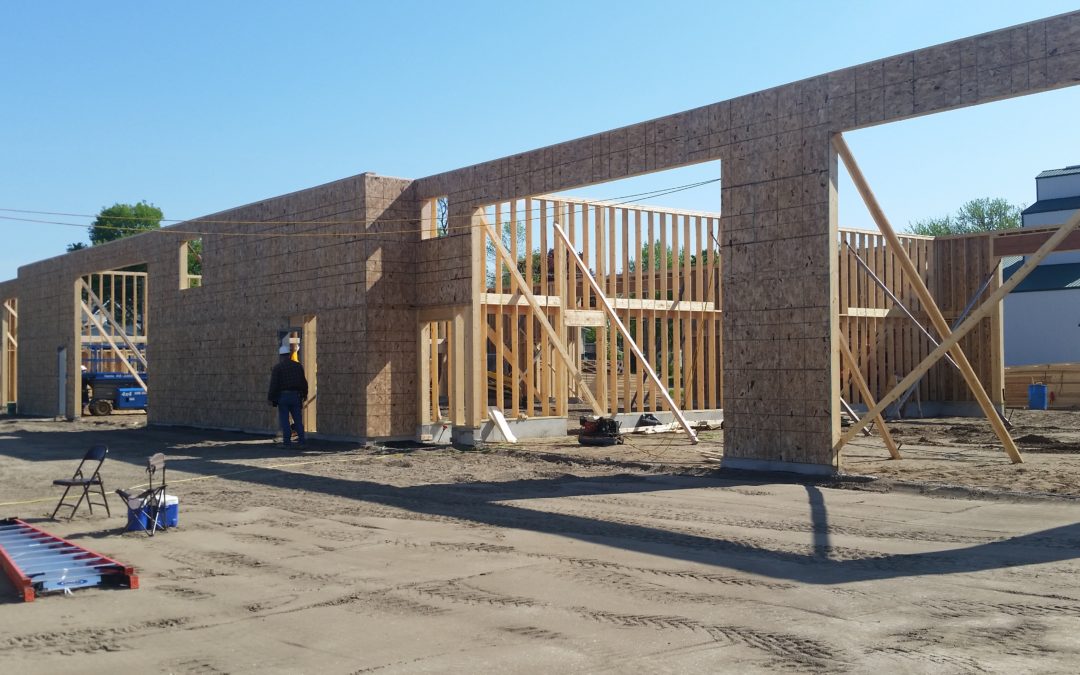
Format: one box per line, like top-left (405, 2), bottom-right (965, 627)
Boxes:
top-left (267, 341), bottom-right (308, 448)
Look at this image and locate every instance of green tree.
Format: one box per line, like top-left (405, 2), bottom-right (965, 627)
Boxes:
top-left (909, 197), bottom-right (1024, 236)
top-left (67, 201), bottom-right (164, 251)
top-left (89, 201), bottom-right (163, 245)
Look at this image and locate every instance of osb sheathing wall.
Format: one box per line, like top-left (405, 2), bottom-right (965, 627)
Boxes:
top-left (411, 12), bottom-right (1080, 469)
top-left (3, 12), bottom-right (1079, 466)
top-left (9, 173), bottom-right (421, 440)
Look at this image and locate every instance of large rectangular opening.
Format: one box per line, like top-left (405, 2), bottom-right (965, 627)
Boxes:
top-left (79, 268), bottom-right (148, 417)
top-left (2, 297), bottom-right (16, 412)
top-left (482, 196), bottom-right (722, 419)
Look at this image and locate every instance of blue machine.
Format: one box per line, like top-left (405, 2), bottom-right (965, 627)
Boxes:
top-left (82, 372), bottom-right (148, 416)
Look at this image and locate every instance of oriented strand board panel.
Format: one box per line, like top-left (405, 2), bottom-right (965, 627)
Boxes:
top-left (408, 12), bottom-right (1080, 468)
top-left (7, 174), bottom-right (420, 442)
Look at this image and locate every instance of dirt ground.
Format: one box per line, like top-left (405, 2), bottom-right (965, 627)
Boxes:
top-left (1, 411), bottom-right (1079, 673)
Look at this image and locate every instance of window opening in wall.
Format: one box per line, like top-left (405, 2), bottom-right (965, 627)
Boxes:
top-left (421, 196), bottom-right (450, 239)
top-left (180, 238), bottom-right (203, 289)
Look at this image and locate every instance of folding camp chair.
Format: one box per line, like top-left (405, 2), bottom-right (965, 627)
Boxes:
top-left (51, 444), bottom-right (112, 520)
top-left (115, 453), bottom-right (168, 536)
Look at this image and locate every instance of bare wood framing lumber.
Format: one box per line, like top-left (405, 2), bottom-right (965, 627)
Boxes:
top-left (833, 134), bottom-right (1021, 463)
top-left (992, 226), bottom-right (1080, 257)
top-left (634, 209), bottom-right (645, 410)
top-left (79, 301), bottom-right (147, 391)
top-left (80, 279), bottom-right (148, 371)
top-left (553, 221), bottom-right (698, 444)
top-left (838, 206), bottom-right (1080, 452)
top-left (484, 220), bottom-right (603, 416)
top-left (838, 333), bottom-right (901, 459)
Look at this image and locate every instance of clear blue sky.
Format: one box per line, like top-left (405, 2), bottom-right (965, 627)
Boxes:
top-left (2, 1), bottom-right (1078, 280)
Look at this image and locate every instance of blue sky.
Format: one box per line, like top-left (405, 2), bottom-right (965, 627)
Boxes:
top-left (2, 1), bottom-right (1078, 280)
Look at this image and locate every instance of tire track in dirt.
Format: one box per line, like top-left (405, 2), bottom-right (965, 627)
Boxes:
top-left (866, 646), bottom-right (990, 673)
top-left (499, 625), bottom-right (571, 641)
top-left (548, 494), bottom-right (999, 545)
top-left (410, 580), bottom-right (541, 608)
top-left (398, 540), bottom-right (796, 589)
top-left (159, 585), bottom-right (215, 601)
top-left (555, 567), bottom-right (783, 607)
top-left (244, 593), bottom-right (299, 613)
top-left (923, 597), bottom-right (1080, 619)
top-left (393, 574), bottom-right (845, 670)
top-left (161, 658), bottom-right (229, 675)
top-left (487, 503), bottom-right (914, 569)
top-left (0, 618), bottom-right (190, 655)
top-left (573, 607), bottom-right (844, 669)
top-left (159, 547), bottom-right (277, 574)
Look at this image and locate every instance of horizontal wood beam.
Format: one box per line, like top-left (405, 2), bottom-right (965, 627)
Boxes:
top-left (482, 292), bottom-right (719, 314)
top-left (992, 227), bottom-right (1080, 257)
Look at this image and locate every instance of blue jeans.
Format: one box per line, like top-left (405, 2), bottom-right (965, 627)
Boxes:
top-left (277, 390), bottom-right (305, 445)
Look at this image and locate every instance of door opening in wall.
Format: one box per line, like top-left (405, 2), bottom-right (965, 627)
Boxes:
top-left (418, 308), bottom-right (466, 441)
top-left (279, 315), bottom-right (317, 434)
top-left (79, 267), bottom-right (149, 417)
top-left (1, 298), bottom-right (16, 412)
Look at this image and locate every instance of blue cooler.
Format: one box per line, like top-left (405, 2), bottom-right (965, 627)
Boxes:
top-left (125, 494), bottom-right (179, 531)
top-left (1028, 383), bottom-right (1049, 410)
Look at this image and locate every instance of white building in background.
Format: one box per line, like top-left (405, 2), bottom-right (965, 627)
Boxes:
top-left (1003, 165), bottom-right (1080, 366)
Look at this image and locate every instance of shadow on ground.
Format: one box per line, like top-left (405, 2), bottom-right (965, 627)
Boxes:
top-left (2, 418), bottom-right (1078, 587)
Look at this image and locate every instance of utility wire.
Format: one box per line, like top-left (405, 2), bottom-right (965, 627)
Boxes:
top-left (0, 179), bottom-right (721, 238)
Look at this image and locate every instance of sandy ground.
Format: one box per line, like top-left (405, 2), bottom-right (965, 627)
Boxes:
top-left (0, 412), bottom-right (1079, 673)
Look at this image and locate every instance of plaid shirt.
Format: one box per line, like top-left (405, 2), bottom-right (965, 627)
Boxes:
top-left (268, 358), bottom-right (308, 403)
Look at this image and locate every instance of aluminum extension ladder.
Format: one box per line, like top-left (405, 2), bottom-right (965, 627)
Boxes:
top-left (0, 518), bottom-right (138, 601)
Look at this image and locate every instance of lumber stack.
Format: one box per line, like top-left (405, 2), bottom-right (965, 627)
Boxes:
top-left (1004, 363), bottom-right (1080, 409)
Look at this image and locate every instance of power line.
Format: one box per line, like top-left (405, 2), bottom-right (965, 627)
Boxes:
top-left (0, 179), bottom-right (720, 229)
top-left (0, 179), bottom-right (721, 240)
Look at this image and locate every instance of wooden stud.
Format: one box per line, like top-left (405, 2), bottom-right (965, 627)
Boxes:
top-left (695, 215), bottom-right (705, 410)
top-left (622, 207), bottom-right (631, 413)
top-left (510, 200), bottom-right (520, 417)
top-left (494, 204), bottom-right (504, 412)
top-left (540, 199), bottom-right (551, 416)
top-left (525, 199), bottom-right (535, 417)
top-left (557, 202), bottom-right (569, 417)
top-left (608, 206), bottom-right (618, 413)
top-left (634, 209), bottom-right (644, 411)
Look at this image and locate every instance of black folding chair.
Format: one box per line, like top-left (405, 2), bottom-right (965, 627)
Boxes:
top-left (116, 453), bottom-right (168, 535)
top-left (51, 444), bottom-right (111, 520)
